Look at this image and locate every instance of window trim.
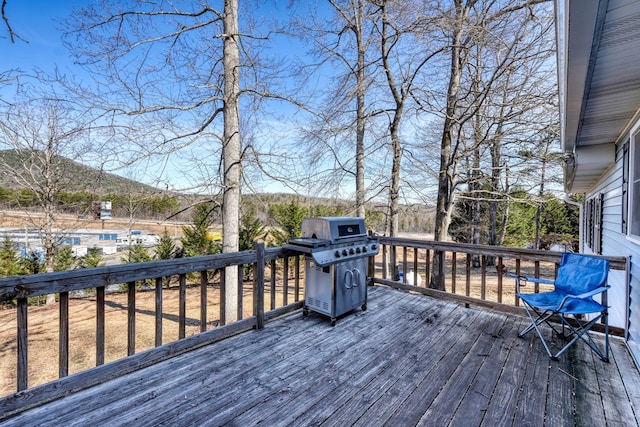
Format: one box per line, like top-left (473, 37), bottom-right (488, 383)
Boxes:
top-left (584, 193), bottom-right (603, 254)
top-left (628, 127), bottom-right (640, 242)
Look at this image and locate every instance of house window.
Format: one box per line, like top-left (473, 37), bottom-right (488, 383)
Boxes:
top-left (631, 131), bottom-right (640, 239)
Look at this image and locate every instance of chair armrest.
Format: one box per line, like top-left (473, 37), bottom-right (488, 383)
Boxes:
top-left (571, 285), bottom-right (610, 300)
top-left (555, 285), bottom-right (610, 311)
top-left (508, 273), bottom-right (554, 294)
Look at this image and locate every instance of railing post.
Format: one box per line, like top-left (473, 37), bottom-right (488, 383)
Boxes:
top-left (254, 242), bottom-right (265, 330)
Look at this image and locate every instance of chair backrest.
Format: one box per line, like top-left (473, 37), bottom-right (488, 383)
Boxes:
top-left (554, 252), bottom-right (610, 295)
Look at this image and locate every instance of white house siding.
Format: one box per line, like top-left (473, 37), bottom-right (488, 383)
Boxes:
top-left (584, 138), bottom-right (639, 366)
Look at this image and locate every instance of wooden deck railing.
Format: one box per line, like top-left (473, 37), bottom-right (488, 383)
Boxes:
top-left (0, 237), bottom-right (629, 417)
top-left (0, 243), bottom-right (303, 400)
top-left (372, 237), bottom-right (628, 314)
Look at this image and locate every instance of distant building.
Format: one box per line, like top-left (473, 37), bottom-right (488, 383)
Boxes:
top-left (0, 227), bottom-right (160, 257)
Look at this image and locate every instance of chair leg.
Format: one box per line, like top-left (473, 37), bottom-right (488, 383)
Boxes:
top-left (520, 304), bottom-right (556, 359)
top-left (553, 313), bottom-right (609, 362)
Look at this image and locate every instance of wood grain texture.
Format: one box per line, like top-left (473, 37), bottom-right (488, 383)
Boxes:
top-left (1, 285), bottom-right (638, 427)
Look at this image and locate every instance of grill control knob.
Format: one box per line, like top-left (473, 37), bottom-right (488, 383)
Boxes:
top-left (349, 248), bottom-right (355, 255)
top-left (342, 249), bottom-right (348, 256)
top-left (335, 250), bottom-right (341, 258)
top-left (356, 247), bottom-right (361, 254)
top-left (362, 246), bottom-right (367, 253)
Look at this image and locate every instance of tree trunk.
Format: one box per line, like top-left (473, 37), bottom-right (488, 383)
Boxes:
top-left (355, 0), bottom-right (366, 219)
top-left (222, 0), bottom-right (241, 323)
top-left (432, 0), bottom-right (466, 290)
top-left (471, 147), bottom-right (481, 267)
top-left (380, 2), bottom-right (404, 238)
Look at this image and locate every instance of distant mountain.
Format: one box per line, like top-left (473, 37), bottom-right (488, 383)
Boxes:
top-left (0, 149), bottom-right (160, 195)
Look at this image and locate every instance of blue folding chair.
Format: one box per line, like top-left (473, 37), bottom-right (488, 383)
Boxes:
top-left (512, 253), bottom-right (610, 361)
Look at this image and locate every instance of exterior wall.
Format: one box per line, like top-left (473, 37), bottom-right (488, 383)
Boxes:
top-left (584, 132), bottom-right (639, 366)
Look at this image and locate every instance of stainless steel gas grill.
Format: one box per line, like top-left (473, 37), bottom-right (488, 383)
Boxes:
top-left (285, 217), bottom-right (379, 326)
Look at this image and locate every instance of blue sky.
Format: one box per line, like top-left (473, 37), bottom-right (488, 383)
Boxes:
top-left (0, 1), bottom-right (348, 196)
top-left (1, 0), bottom-right (84, 75)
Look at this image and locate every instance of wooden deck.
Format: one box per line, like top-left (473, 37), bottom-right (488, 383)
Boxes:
top-left (1, 285), bottom-right (639, 426)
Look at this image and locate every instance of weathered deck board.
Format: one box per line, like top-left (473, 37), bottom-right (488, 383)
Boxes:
top-left (1, 285), bottom-right (638, 427)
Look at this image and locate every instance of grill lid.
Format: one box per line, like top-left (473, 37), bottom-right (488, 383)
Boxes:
top-left (285, 217), bottom-right (378, 266)
top-left (301, 217), bottom-right (367, 243)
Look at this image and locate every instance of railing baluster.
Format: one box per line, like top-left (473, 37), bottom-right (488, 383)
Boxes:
top-left (155, 277), bottom-right (163, 347)
top-left (96, 286), bottom-right (105, 366)
top-left (220, 268), bottom-right (226, 326)
top-left (391, 245), bottom-right (398, 279)
top-left (17, 297), bottom-right (28, 392)
top-left (402, 246), bottom-right (408, 283)
top-left (425, 249), bottom-right (431, 286)
top-left (59, 292), bottom-right (69, 378)
top-left (270, 259), bottom-right (277, 310)
top-left (451, 252), bottom-right (457, 294)
top-left (497, 256), bottom-right (504, 304)
top-left (466, 253), bottom-right (471, 297)
top-left (254, 242), bottom-right (265, 330)
top-left (382, 244), bottom-right (388, 279)
top-left (515, 259), bottom-right (521, 306)
top-left (294, 255), bottom-right (301, 302)
top-left (413, 248), bottom-right (418, 286)
top-left (179, 274), bottom-right (186, 339)
top-left (481, 256), bottom-right (487, 301)
top-left (283, 256), bottom-right (289, 306)
top-left (127, 281), bottom-right (136, 356)
top-left (238, 265), bottom-right (244, 321)
top-left (200, 271), bottom-right (208, 332)
top-left (438, 250), bottom-right (444, 290)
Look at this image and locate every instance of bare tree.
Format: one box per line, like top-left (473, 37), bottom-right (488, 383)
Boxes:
top-left (1, 0), bottom-right (26, 43)
top-left (0, 94), bottom-right (103, 302)
top-left (428, 0), bottom-right (553, 289)
top-left (374, 1), bottom-right (443, 237)
top-left (64, 0), bottom-right (284, 322)
top-left (287, 0), bottom-right (380, 217)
